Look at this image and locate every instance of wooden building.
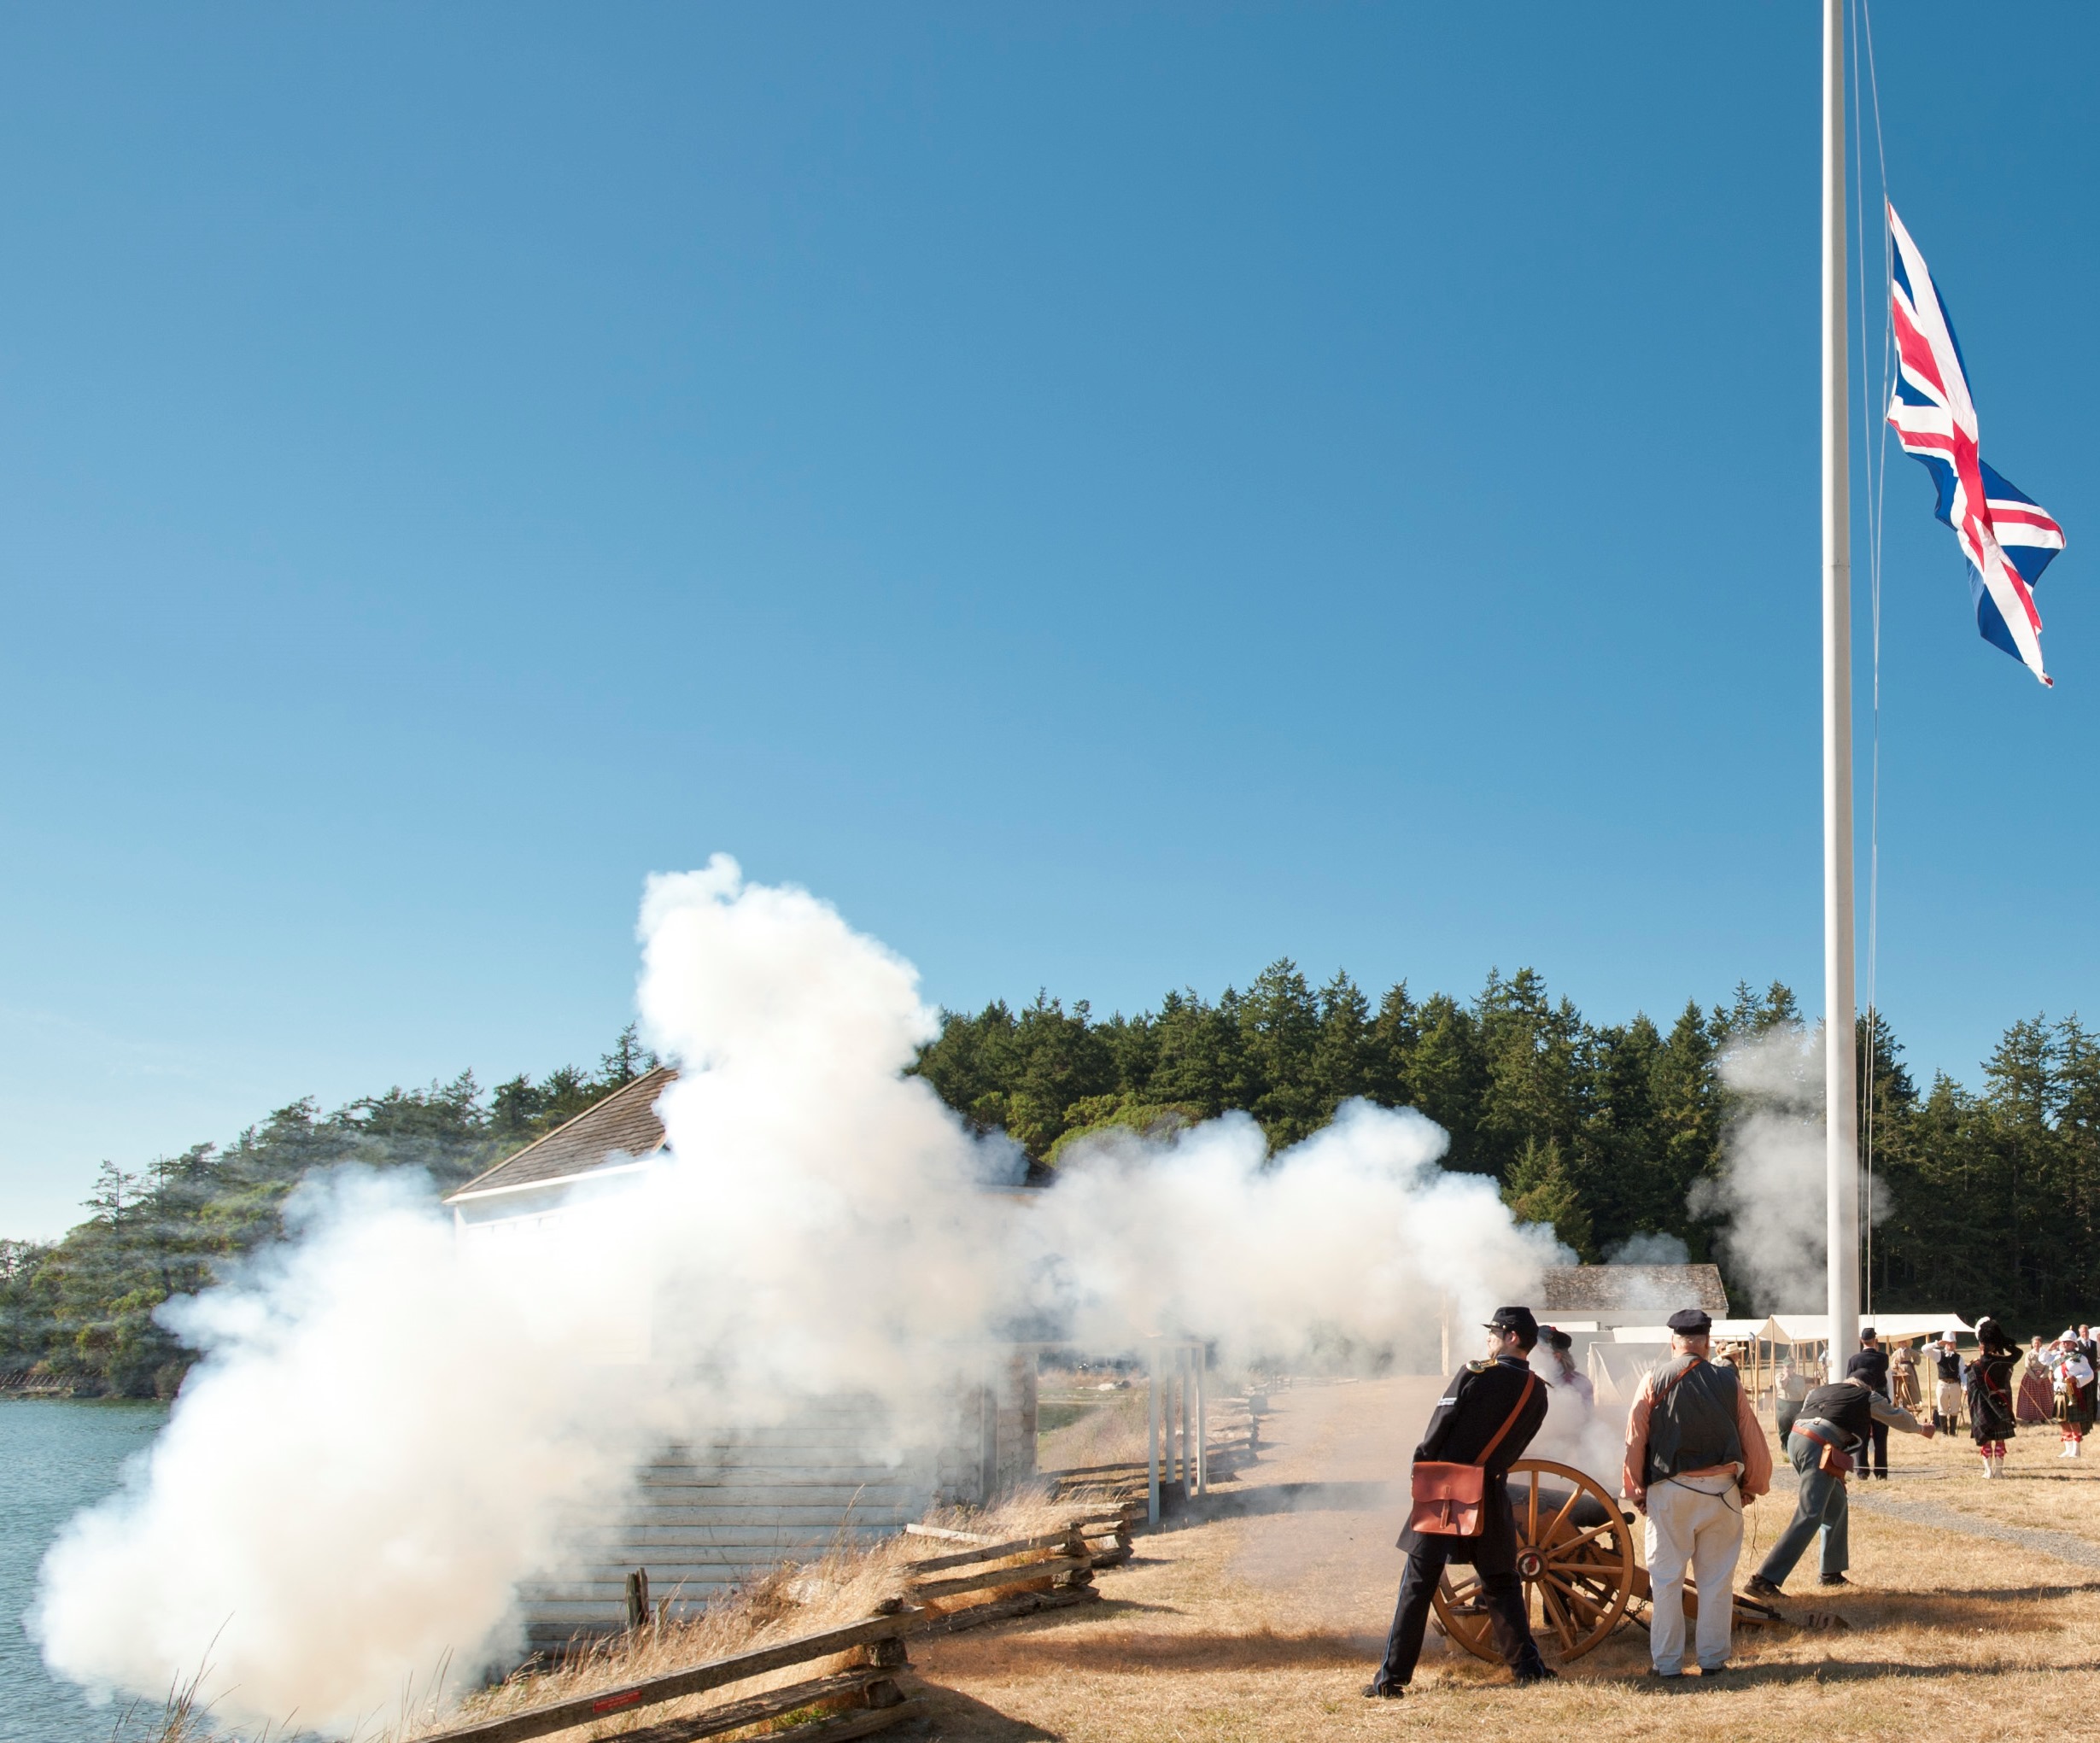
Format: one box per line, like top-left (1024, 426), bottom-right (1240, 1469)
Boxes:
top-left (445, 1069), bottom-right (1038, 1645)
top-left (1539, 1263), bottom-right (1730, 1328)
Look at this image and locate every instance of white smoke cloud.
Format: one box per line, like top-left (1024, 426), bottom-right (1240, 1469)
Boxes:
top-left (1602, 1231), bottom-right (1691, 1266)
top-left (1027, 1103), bottom-right (1556, 1369)
top-left (1688, 1024), bottom-right (1888, 1314)
top-left (32, 1168), bottom-right (658, 1738)
top-left (35, 857), bottom-right (1560, 1733)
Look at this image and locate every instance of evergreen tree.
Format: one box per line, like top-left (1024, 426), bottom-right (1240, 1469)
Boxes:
top-left (1360, 981), bottom-right (1419, 1108)
top-left (1408, 993), bottom-right (1488, 1172)
top-left (1501, 1136), bottom-right (1595, 1260)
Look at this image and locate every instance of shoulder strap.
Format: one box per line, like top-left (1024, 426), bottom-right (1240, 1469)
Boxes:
top-left (1648, 1354), bottom-right (1702, 1405)
top-left (1474, 1372), bottom-right (1538, 1466)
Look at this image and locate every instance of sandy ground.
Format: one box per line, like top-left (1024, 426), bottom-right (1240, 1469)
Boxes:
top-left (907, 1376), bottom-right (2100, 1741)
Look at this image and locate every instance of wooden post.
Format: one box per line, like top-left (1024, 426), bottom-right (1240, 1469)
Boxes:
top-left (1178, 1347), bottom-right (1191, 1496)
top-left (863, 1597), bottom-right (911, 1670)
top-left (1166, 1351), bottom-right (1179, 1497)
top-left (1147, 1342), bottom-right (1161, 1528)
top-left (1194, 1343), bottom-right (1208, 1497)
top-left (977, 1374), bottom-right (998, 1504)
top-left (1059, 1524), bottom-right (1096, 1589)
top-left (625, 1568), bottom-right (650, 1632)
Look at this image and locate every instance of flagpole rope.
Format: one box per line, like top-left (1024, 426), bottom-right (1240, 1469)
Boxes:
top-left (1848, 0), bottom-right (1895, 1313)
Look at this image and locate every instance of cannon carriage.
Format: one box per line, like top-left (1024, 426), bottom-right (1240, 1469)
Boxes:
top-left (1430, 1459), bottom-right (1778, 1664)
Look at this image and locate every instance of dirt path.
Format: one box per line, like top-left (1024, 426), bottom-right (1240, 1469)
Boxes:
top-left (1208, 1377), bottom-right (1427, 1627)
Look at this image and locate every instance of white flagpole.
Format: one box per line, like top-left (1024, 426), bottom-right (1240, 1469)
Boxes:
top-left (1822, 0), bottom-right (1862, 1365)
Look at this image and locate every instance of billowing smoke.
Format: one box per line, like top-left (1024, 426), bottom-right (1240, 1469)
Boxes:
top-left (32, 1171), bottom-right (658, 1735)
top-left (1688, 1025), bottom-right (1887, 1313)
top-left (34, 857), bottom-right (1559, 1733)
top-left (1023, 1103), bottom-right (1552, 1370)
top-left (1602, 1231), bottom-right (1691, 1267)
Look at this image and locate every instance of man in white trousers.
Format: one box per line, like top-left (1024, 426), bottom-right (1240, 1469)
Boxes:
top-left (1622, 1308), bottom-right (1773, 1679)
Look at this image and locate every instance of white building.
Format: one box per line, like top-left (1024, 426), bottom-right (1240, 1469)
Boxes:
top-left (446, 1067), bottom-right (1038, 1645)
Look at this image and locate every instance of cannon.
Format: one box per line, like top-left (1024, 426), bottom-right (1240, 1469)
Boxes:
top-left (1431, 1458), bottom-right (1781, 1664)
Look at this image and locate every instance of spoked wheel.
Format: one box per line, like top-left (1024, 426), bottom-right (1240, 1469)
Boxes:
top-left (1431, 1458), bottom-right (1636, 1663)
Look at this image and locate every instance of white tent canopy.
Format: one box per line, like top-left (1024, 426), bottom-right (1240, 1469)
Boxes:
top-left (1764, 1313), bottom-right (1974, 1343)
top-left (1614, 1313), bottom-right (1976, 1345)
top-left (1612, 1319), bottom-right (1770, 1344)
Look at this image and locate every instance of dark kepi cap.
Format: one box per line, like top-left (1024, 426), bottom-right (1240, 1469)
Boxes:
top-left (1485, 1306), bottom-right (1541, 1345)
top-left (1666, 1308), bottom-right (1713, 1336)
top-left (1548, 1327), bottom-right (1574, 1352)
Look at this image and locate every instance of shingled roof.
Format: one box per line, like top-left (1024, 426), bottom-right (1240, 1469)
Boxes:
top-left (1541, 1263), bottom-right (1729, 1316)
top-left (447, 1064), bottom-right (677, 1202)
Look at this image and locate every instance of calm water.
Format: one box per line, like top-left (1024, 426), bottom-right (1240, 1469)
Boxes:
top-left (0, 1399), bottom-right (170, 1743)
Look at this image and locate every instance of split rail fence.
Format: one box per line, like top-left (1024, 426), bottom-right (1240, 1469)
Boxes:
top-left (1044, 1387), bottom-right (1265, 1519)
top-left (418, 1511), bottom-right (1134, 1743)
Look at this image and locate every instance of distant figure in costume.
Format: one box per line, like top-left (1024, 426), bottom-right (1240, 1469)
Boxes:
top-left (2044, 1331), bottom-right (2096, 1458)
top-left (1891, 1342), bottom-right (1921, 1415)
top-left (1967, 1319), bottom-right (2021, 1478)
top-left (1775, 1358), bottom-right (1812, 1440)
top-left (1543, 1327), bottom-right (1594, 1409)
top-left (1845, 1328), bottom-right (1893, 1480)
top-left (2018, 1336), bottom-right (2056, 1426)
top-left (1932, 1336), bottom-right (1964, 1434)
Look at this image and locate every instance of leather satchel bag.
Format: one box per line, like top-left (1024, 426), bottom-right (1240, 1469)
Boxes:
top-left (1407, 1372), bottom-right (1538, 1537)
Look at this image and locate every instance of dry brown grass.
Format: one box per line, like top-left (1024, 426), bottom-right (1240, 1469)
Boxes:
top-left (389, 1492), bottom-right (1091, 1742)
top-left (1036, 1382), bottom-right (1149, 1473)
top-left (906, 1378), bottom-right (2100, 1742)
top-left (165, 1384), bottom-right (2100, 1742)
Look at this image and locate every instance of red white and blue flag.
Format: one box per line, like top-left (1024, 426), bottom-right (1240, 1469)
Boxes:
top-left (1886, 202), bottom-right (2066, 686)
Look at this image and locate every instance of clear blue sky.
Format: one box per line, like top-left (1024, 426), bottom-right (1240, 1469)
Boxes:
top-left (3, 4), bottom-right (2095, 1238)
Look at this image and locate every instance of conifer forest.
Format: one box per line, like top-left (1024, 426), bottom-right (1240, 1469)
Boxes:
top-left (7, 968), bottom-right (2100, 1396)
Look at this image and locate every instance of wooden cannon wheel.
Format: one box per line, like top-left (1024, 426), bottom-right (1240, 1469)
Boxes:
top-left (1431, 1458), bottom-right (1636, 1664)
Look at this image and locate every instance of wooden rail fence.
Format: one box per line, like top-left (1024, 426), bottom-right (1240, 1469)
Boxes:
top-left (1043, 1397), bottom-right (1262, 1506)
top-left (418, 1512), bottom-right (1132, 1743)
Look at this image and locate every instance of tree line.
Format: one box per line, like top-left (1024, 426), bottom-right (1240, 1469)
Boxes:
top-left (10, 967), bottom-right (2100, 1399)
top-left (911, 962), bottom-right (2100, 1334)
top-left (0, 1028), bottom-right (657, 1398)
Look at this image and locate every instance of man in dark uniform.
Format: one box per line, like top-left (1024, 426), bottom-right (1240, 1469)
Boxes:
top-left (1365, 1306), bottom-right (1554, 1698)
top-left (1844, 1327), bottom-right (1892, 1479)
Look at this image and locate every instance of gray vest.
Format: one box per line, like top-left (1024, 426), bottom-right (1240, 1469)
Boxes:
top-left (1645, 1354), bottom-right (1745, 1484)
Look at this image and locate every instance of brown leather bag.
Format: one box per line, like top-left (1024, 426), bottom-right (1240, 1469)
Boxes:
top-left (1795, 1419), bottom-right (1854, 1477)
top-left (1407, 1372), bottom-right (1539, 1537)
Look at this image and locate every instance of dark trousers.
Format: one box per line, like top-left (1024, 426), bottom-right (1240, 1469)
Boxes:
top-left (1865, 1418), bottom-right (1889, 1478)
top-left (1372, 1544), bottom-right (1545, 1689)
top-left (1754, 1430), bottom-right (1850, 1586)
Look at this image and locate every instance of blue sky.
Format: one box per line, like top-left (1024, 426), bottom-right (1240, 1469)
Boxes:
top-left (3, 4), bottom-right (2095, 1238)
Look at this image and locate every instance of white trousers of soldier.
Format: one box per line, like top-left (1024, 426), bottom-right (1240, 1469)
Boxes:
top-left (1645, 1477), bottom-right (1745, 1675)
top-left (1937, 1379), bottom-right (1963, 1429)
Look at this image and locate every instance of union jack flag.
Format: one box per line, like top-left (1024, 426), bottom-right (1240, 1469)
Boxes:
top-left (1886, 202), bottom-right (2066, 686)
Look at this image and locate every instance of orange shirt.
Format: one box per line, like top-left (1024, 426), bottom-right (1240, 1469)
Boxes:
top-left (1622, 1358), bottom-right (1774, 1506)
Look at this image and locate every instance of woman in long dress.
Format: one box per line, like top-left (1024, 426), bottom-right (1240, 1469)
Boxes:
top-left (1892, 1342), bottom-right (1922, 1414)
top-left (1968, 1318), bottom-right (2021, 1479)
top-left (2018, 1336), bottom-right (2056, 1424)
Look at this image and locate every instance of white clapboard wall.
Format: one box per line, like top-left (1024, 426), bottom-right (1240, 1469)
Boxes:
top-left (521, 1367), bottom-right (1037, 1646)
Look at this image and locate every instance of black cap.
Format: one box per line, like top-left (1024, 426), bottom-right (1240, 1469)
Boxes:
top-left (1485, 1306), bottom-right (1540, 1347)
top-left (1860, 1326), bottom-right (1877, 1340)
top-left (1666, 1308), bottom-right (1712, 1336)
top-left (1548, 1327), bottom-right (1573, 1352)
